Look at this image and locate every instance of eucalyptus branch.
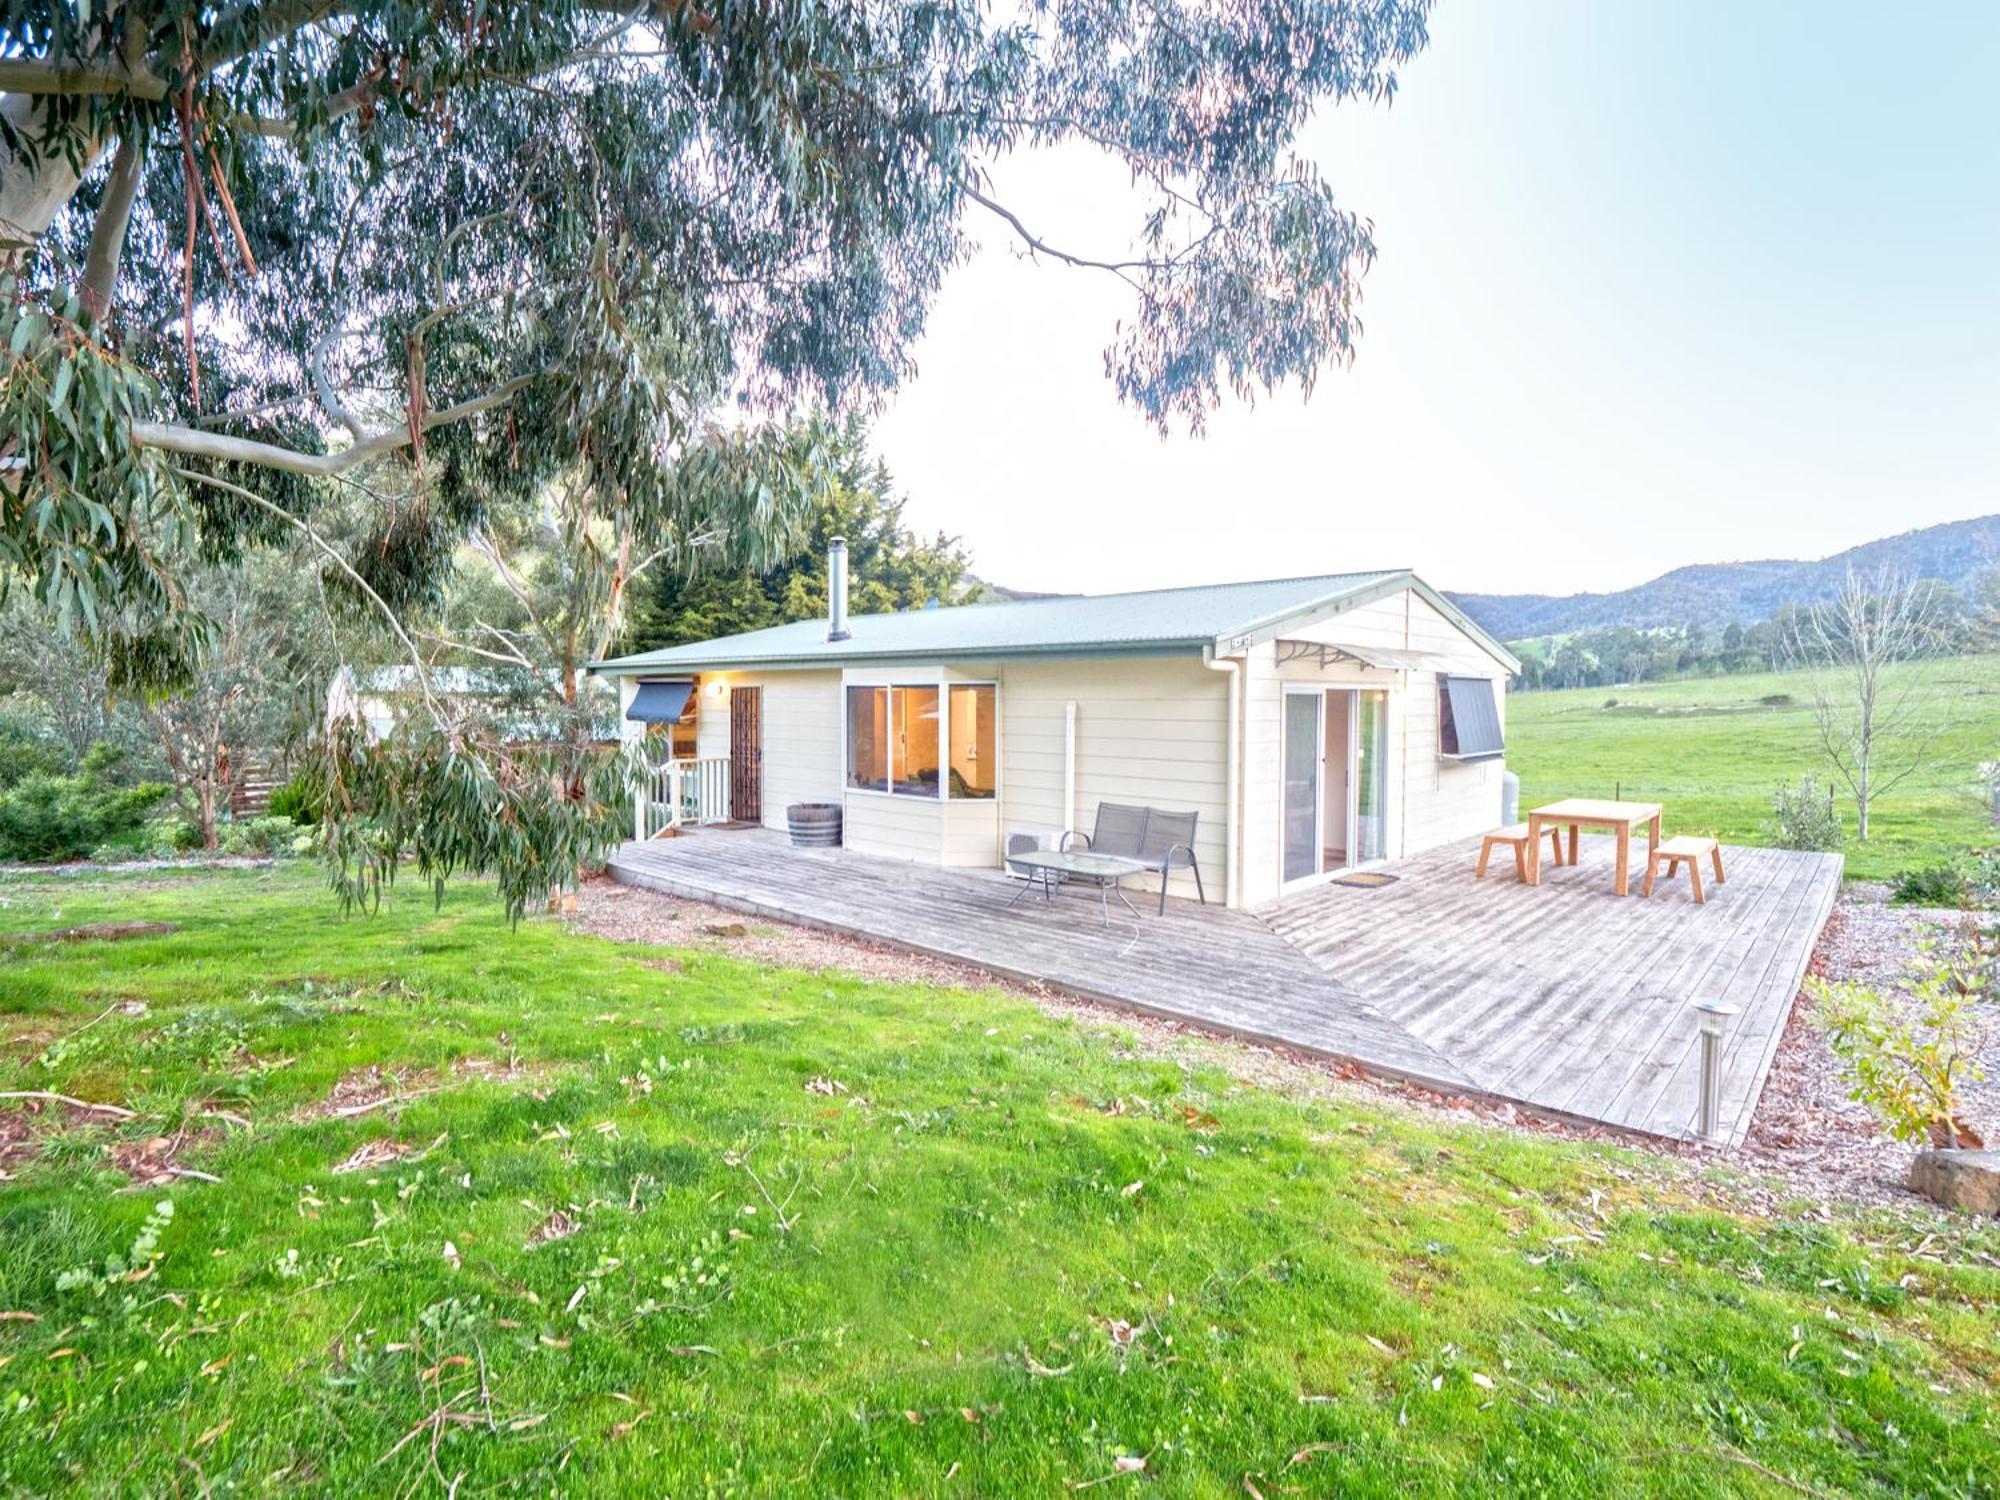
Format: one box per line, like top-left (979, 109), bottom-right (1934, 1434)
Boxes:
top-left (959, 182), bottom-right (1149, 287)
top-left (77, 131), bottom-right (147, 315)
top-left (131, 372), bottom-right (543, 477)
top-left (418, 628), bottom-right (536, 670)
top-left (169, 466), bottom-right (447, 725)
top-left (309, 323), bottom-right (367, 443)
top-left (0, 60), bottom-right (167, 99)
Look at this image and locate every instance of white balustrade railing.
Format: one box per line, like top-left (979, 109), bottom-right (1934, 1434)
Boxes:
top-left (634, 756), bottom-right (733, 838)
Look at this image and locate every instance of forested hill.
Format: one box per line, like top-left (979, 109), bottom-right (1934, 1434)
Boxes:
top-left (1448, 515), bottom-right (2000, 641)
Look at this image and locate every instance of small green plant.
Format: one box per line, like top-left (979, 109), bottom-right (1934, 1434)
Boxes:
top-left (1768, 772), bottom-right (1841, 852)
top-left (1890, 863), bottom-right (1970, 907)
top-left (55, 1199), bottom-right (176, 1300)
top-left (1813, 938), bottom-right (1990, 1149)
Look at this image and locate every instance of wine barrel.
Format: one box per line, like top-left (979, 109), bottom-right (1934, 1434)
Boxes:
top-left (786, 802), bottom-right (843, 848)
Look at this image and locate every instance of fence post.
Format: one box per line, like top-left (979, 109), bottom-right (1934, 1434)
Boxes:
top-left (668, 762), bottom-right (685, 830)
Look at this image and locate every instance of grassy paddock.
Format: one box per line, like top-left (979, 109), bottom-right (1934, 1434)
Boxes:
top-left (1506, 655), bottom-right (2000, 881)
top-left (0, 868), bottom-right (1994, 1496)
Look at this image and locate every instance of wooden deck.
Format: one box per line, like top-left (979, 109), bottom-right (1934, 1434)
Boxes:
top-left (609, 829), bottom-right (1841, 1145)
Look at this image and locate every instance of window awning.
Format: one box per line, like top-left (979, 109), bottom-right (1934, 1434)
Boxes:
top-left (1275, 640), bottom-right (1450, 672)
top-left (625, 678), bottom-right (695, 723)
top-left (1440, 676), bottom-right (1505, 761)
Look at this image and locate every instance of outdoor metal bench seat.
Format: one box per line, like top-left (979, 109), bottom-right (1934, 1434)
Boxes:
top-left (1062, 802), bottom-right (1206, 915)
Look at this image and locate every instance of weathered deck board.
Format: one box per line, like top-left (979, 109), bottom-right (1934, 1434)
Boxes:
top-left (611, 832), bottom-right (1475, 1091)
top-left (1265, 837), bottom-right (1841, 1143)
top-left (609, 829), bottom-right (1841, 1145)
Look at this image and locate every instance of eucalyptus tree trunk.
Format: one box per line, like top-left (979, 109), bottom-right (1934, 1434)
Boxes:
top-left (0, 96), bottom-right (103, 271)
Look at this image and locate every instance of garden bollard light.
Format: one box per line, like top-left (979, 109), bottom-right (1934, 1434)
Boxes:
top-left (1692, 999), bottom-right (1739, 1141)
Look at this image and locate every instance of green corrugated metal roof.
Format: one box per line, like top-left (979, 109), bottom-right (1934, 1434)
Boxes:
top-left (591, 570), bottom-right (1431, 673)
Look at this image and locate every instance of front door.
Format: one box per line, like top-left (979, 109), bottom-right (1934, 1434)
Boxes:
top-left (729, 686), bottom-right (762, 823)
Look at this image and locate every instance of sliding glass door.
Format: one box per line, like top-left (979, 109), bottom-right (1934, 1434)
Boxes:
top-left (1283, 686), bottom-right (1392, 887)
top-left (1354, 689), bottom-right (1389, 864)
top-left (1281, 690), bottom-right (1322, 885)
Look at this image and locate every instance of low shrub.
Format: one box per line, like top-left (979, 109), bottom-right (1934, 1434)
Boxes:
top-left (1769, 772), bottom-right (1841, 852)
top-left (1974, 848), bottom-right (2000, 906)
top-left (1891, 863), bottom-right (1970, 908)
top-left (220, 815), bottom-right (302, 858)
top-left (0, 719), bottom-right (69, 790)
top-left (265, 774), bottom-right (321, 826)
top-left (1758, 692), bottom-right (1795, 707)
top-left (0, 745), bottom-right (167, 863)
top-left (155, 816), bottom-right (204, 855)
top-left (1813, 936), bottom-right (1990, 1148)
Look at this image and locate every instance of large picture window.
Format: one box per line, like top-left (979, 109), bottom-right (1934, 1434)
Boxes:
top-left (846, 681), bottom-right (996, 799)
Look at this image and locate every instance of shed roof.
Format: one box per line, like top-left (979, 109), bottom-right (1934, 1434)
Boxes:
top-left (592, 568), bottom-right (1518, 675)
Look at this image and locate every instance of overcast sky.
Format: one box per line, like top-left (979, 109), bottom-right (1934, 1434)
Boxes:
top-left (869, 0), bottom-right (2000, 598)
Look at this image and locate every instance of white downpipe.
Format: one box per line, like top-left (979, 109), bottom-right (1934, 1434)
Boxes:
top-left (1203, 648), bottom-right (1241, 908)
top-left (1063, 701), bottom-right (1078, 837)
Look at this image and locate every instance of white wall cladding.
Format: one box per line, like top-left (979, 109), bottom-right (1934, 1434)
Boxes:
top-left (1237, 588), bottom-right (1510, 907)
top-left (996, 656), bottom-right (1228, 902)
top-left (693, 670), bottom-right (843, 830)
top-left (843, 790), bottom-right (945, 862)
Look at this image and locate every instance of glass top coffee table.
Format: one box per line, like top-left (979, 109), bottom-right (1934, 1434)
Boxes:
top-left (1005, 849), bottom-right (1153, 925)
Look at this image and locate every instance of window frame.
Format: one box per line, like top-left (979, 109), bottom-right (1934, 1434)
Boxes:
top-left (843, 677), bottom-right (999, 801)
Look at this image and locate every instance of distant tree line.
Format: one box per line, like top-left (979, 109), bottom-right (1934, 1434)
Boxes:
top-left (1513, 569), bottom-right (2000, 691)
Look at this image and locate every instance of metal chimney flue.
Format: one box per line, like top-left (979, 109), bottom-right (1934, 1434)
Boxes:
top-left (826, 536), bottom-right (851, 642)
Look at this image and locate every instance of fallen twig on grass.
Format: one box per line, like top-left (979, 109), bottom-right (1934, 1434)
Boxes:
top-left (1637, 1446), bottom-right (1839, 1498)
top-left (0, 1090), bottom-right (139, 1119)
top-left (328, 1088), bottom-right (442, 1120)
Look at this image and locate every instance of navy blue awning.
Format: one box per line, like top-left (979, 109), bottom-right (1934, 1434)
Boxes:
top-left (1440, 676), bottom-right (1505, 760)
top-left (626, 679), bottom-right (695, 723)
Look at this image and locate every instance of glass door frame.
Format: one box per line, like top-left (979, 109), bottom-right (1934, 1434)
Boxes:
top-left (1272, 688), bottom-right (1384, 900)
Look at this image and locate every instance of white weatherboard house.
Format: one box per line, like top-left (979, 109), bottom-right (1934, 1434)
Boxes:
top-left (591, 543), bottom-right (1519, 910)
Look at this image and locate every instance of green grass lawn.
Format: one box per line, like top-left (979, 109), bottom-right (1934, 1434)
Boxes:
top-left (0, 869), bottom-right (1995, 1497)
top-left (1506, 655), bottom-right (2000, 882)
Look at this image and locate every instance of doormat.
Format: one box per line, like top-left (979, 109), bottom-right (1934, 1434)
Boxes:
top-left (1332, 871), bottom-right (1400, 889)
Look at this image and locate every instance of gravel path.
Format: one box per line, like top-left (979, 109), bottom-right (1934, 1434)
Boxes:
top-left (570, 877), bottom-right (1996, 1219)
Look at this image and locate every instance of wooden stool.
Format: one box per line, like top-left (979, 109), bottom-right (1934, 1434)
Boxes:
top-left (1642, 835), bottom-right (1725, 903)
top-left (1477, 823), bottom-right (1564, 882)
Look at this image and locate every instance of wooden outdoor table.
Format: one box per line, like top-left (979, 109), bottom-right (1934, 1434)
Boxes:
top-left (1525, 798), bottom-right (1663, 896)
